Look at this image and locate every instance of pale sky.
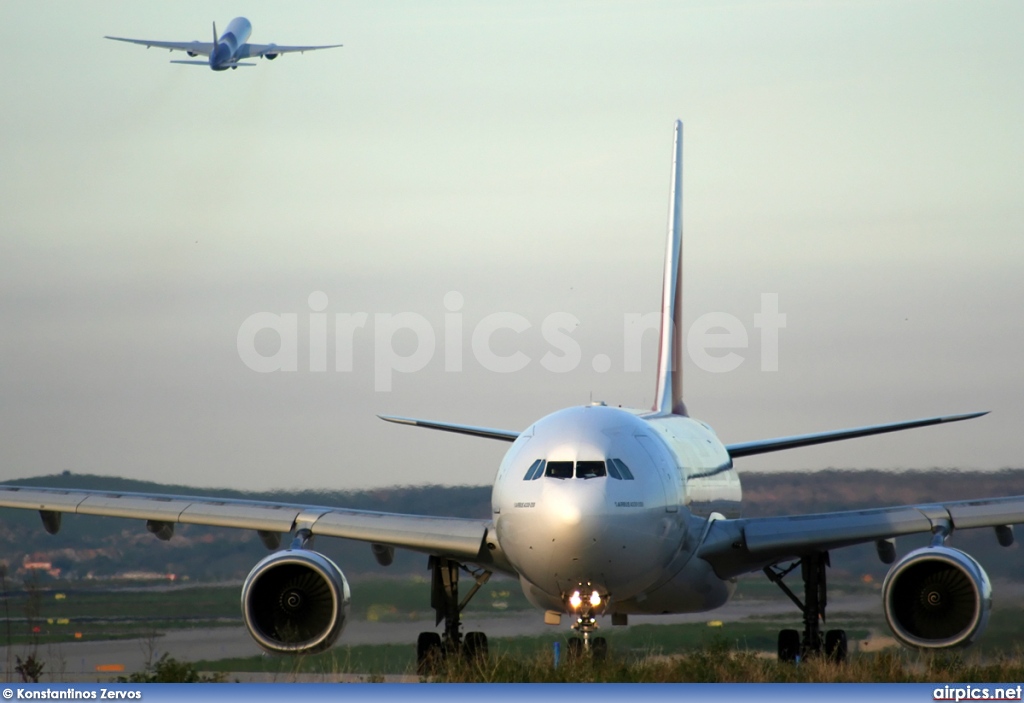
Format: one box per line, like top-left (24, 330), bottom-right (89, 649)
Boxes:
top-left (1, 1), bottom-right (1022, 491)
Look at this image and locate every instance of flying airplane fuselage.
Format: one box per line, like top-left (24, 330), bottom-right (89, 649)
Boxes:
top-left (210, 17), bottom-right (252, 71)
top-left (104, 17), bottom-right (341, 70)
top-left (491, 405), bottom-right (740, 616)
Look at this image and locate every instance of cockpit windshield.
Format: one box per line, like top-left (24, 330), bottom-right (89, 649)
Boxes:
top-left (521, 459), bottom-right (634, 480)
top-left (522, 459), bottom-right (545, 480)
top-left (609, 458), bottom-right (635, 480)
top-left (545, 461), bottom-right (574, 479)
top-left (575, 461), bottom-right (606, 479)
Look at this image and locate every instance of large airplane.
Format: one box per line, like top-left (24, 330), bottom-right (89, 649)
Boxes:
top-left (105, 17), bottom-right (342, 71)
top-left (1, 122), bottom-right (1019, 669)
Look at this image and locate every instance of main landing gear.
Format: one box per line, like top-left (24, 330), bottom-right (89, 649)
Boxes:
top-left (416, 556), bottom-right (493, 674)
top-left (764, 551), bottom-right (847, 663)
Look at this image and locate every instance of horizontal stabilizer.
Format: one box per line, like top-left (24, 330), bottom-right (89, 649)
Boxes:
top-left (726, 411), bottom-right (988, 458)
top-left (378, 415), bottom-right (519, 442)
top-left (168, 60), bottom-right (255, 67)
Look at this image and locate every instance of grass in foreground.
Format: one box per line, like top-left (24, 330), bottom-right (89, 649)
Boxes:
top-left (195, 641), bottom-right (1024, 683)
top-left (428, 644), bottom-right (1024, 683)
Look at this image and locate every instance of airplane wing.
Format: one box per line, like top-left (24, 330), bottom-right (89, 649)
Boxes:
top-left (0, 485), bottom-right (490, 562)
top-left (698, 493), bottom-right (1024, 579)
top-left (379, 415), bottom-right (520, 442)
top-left (237, 43), bottom-right (344, 59)
top-left (104, 36), bottom-right (215, 56)
top-left (725, 411), bottom-right (988, 458)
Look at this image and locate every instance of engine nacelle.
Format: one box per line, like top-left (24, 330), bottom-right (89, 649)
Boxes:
top-left (882, 546), bottom-right (991, 649)
top-left (265, 45), bottom-right (279, 60)
top-left (241, 549), bottom-right (351, 654)
top-left (187, 51), bottom-right (198, 57)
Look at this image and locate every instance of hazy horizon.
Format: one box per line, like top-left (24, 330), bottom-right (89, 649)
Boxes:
top-left (2, 1), bottom-right (1022, 491)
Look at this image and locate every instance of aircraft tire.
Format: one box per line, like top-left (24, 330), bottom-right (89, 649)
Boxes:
top-left (825, 629), bottom-right (848, 663)
top-left (592, 636), bottom-right (608, 661)
top-left (777, 629), bottom-right (800, 662)
top-left (417, 632), bottom-right (443, 675)
top-left (464, 631), bottom-right (488, 661)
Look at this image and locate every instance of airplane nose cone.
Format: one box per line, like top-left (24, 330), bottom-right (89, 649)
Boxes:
top-left (498, 475), bottom-right (680, 603)
top-left (551, 498), bottom-right (582, 526)
top-left (543, 480), bottom-right (597, 527)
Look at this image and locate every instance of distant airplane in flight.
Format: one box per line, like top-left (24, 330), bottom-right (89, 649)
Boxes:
top-left (105, 17), bottom-right (342, 70)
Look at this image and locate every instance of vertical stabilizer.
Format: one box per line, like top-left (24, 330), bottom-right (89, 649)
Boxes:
top-left (653, 120), bottom-right (686, 416)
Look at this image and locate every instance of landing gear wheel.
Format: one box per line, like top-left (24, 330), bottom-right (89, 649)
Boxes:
top-left (778, 629), bottom-right (800, 662)
top-left (417, 632), bottom-right (443, 675)
top-left (765, 552), bottom-right (837, 661)
top-left (825, 629), bottom-right (848, 663)
top-left (464, 631), bottom-right (488, 661)
top-left (423, 557), bottom-right (493, 670)
top-left (567, 637), bottom-right (583, 658)
top-left (592, 636), bottom-right (608, 661)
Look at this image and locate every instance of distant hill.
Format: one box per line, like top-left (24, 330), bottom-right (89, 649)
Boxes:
top-left (0, 470), bottom-right (1021, 583)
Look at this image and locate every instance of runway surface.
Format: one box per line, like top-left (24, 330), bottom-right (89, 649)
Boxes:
top-left (0, 593), bottom-right (878, 680)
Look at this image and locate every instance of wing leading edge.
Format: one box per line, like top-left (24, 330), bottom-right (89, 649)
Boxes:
top-left (104, 37), bottom-right (215, 56)
top-left (238, 43), bottom-right (344, 59)
top-left (699, 493), bottom-right (1024, 579)
top-left (725, 411), bottom-right (988, 458)
top-left (0, 485), bottom-right (489, 561)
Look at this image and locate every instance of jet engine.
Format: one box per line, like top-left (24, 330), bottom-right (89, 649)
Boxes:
top-left (882, 546), bottom-right (991, 649)
top-left (265, 44), bottom-right (279, 60)
top-left (241, 549), bottom-right (351, 654)
top-left (187, 51), bottom-right (198, 57)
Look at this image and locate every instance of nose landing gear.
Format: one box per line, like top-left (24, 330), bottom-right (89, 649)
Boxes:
top-left (566, 585), bottom-right (609, 660)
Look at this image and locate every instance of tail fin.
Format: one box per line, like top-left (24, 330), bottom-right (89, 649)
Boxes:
top-left (653, 120), bottom-right (686, 416)
top-left (212, 21), bottom-right (218, 45)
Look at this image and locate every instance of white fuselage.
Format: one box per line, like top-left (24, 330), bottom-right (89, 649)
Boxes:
top-left (491, 404), bottom-right (742, 616)
top-left (210, 17), bottom-right (252, 70)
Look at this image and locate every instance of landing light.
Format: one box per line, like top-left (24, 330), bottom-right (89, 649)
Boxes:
top-left (590, 591), bottom-right (601, 607)
top-left (569, 591), bottom-right (582, 609)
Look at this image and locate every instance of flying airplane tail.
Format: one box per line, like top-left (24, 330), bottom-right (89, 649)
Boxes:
top-left (652, 120), bottom-right (686, 416)
top-left (213, 21), bottom-right (218, 45)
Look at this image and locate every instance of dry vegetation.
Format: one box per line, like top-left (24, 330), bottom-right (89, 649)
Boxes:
top-left (427, 644), bottom-right (1024, 683)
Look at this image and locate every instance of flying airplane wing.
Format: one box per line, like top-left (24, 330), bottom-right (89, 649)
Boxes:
top-left (378, 415), bottom-right (520, 442)
top-left (237, 43), bottom-right (344, 59)
top-left (698, 493), bottom-right (1024, 579)
top-left (104, 36), bottom-right (215, 56)
top-left (0, 485), bottom-right (490, 561)
top-left (725, 411), bottom-right (988, 458)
